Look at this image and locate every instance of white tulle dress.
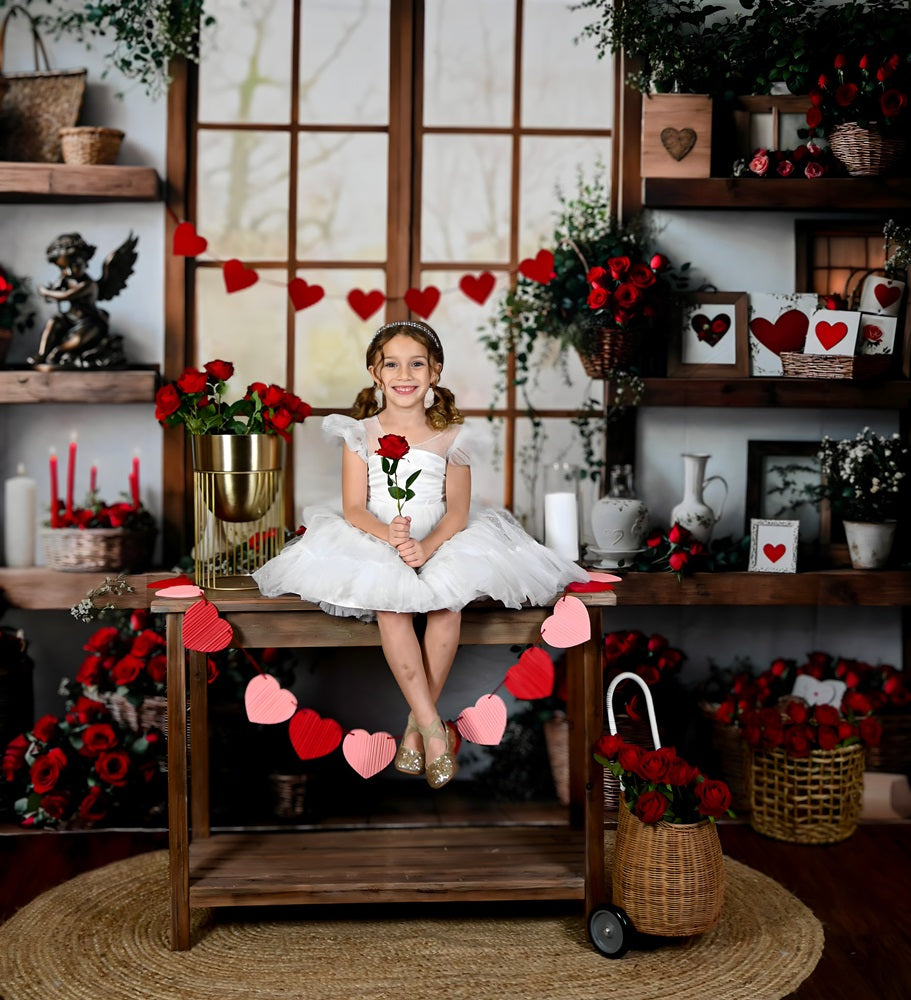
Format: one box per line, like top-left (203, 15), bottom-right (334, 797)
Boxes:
top-left (252, 414), bottom-right (588, 621)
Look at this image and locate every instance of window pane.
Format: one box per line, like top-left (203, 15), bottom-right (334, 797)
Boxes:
top-left (196, 269), bottom-right (287, 392)
top-left (297, 133), bottom-right (388, 259)
top-left (300, 0), bottom-right (390, 124)
top-left (292, 268), bottom-right (386, 408)
top-left (197, 130), bottom-right (290, 259)
top-left (421, 135), bottom-right (512, 261)
top-left (522, 0), bottom-right (613, 129)
top-left (198, 0), bottom-right (293, 124)
top-left (424, 0), bottom-right (514, 127)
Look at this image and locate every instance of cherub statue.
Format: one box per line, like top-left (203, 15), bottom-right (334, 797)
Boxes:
top-left (29, 232), bottom-right (138, 368)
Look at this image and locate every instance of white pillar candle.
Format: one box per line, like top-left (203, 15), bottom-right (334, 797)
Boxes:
top-left (544, 491), bottom-right (579, 561)
top-left (4, 463), bottom-right (37, 567)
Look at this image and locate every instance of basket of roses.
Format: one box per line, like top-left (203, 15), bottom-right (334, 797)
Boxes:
top-left (589, 672), bottom-right (733, 957)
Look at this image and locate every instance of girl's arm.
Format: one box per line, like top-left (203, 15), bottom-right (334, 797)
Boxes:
top-left (341, 445), bottom-right (409, 546)
top-left (396, 462), bottom-right (470, 568)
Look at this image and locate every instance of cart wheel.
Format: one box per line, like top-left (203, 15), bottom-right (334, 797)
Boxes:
top-left (588, 904), bottom-right (633, 958)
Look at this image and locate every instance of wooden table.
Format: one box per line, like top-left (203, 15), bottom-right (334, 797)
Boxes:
top-left (152, 590), bottom-right (616, 951)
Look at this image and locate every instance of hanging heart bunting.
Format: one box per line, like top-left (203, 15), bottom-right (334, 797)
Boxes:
top-left (182, 598), bottom-right (233, 652)
top-left (504, 647), bottom-right (555, 700)
top-left (245, 673), bottom-right (298, 725)
top-left (458, 271), bottom-right (496, 305)
top-left (172, 221), bottom-right (208, 257)
top-left (518, 249), bottom-right (554, 285)
top-left (288, 708), bottom-right (343, 760)
top-left (223, 258), bottom-right (259, 293)
top-left (540, 595), bottom-right (591, 648)
top-left (457, 694), bottom-right (507, 746)
top-left (346, 288), bottom-right (386, 321)
top-left (288, 277), bottom-right (325, 311)
top-left (404, 285), bottom-right (441, 319)
top-left (342, 729), bottom-right (397, 779)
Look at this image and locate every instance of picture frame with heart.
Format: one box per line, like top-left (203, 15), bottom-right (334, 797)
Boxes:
top-left (748, 518), bottom-right (799, 574)
top-left (668, 291), bottom-right (748, 377)
top-left (804, 309), bottom-right (861, 356)
top-left (858, 273), bottom-right (906, 318)
top-left (747, 291), bottom-right (817, 377)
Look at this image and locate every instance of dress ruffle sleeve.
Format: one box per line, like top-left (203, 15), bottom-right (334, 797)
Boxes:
top-left (322, 414), bottom-right (367, 462)
top-left (446, 421), bottom-right (493, 467)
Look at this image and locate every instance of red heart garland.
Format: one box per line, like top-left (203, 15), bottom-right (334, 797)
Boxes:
top-left (815, 320), bottom-right (848, 351)
top-left (223, 258), bottom-right (259, 293)
top-left (288, 277), bottom-right (325, 312)
top-left (404, 285), bottom-right (441, 319)
top-left (459, 271), bottom-right (495, 305)
top-left (172, 221), bottom-right (208, 257)
top-left (874, 283), bottom-right (902, 308)
top-left (347, 288), bottom-right (386, 321)
top-left (182, 598), bottom-right (233, 652)
top-left (289, 708), bottom-right (344, 760)
top-left (763, 542), bottom-right (786, 563)
top-left (518, 249), bottom-right (554, 285)
top-left (749, 310), bottom-right (809, 356)
top-left (504, 647), bottom-right (555, 700)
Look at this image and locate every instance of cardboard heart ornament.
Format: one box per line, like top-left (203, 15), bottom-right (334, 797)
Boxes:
top-left (223, 258), bottom-right (259, 293)
top-left (182, 599), bottom-right (233, 652)
top-left (874, 283), bottom-right (902, 308)
top-left (245, 674), bottom-right (298, 725)
top-left (518, 249), bottom-right (554, 285)
top-left (504, 647), bottom-right (555, 700)
top-left (763, 543), bottom-right (786, 563)
top-left (540, 595), bottom-right (591, 648)
top-left (459, 271), bottom-right (495, 305)
top-left (457, 694), bottom-right (507, 745)
top-left (815, 320), bottom-right (849, 351)
top-left (172, 221), bottom-right (208, 257)
top-left (289, 708), bottom-right (343, 760)
top-left (404, 285), bottom-right (440, 319)
top-left (749, 310), bottom-right (809, 356)
top-left (342, 729), bottom-right (396, 779)
top-left (660, 126), bottom-right (697, 161)
top-left (288, 278), bottom-right (325, 311)
top-left (347, 288), bottom-right (385, 321)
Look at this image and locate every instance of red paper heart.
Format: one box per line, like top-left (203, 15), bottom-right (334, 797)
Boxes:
top-left (223, 258), bottom-right (259, 293)
top-left (288, 708), bottom-right (343, 760)
top-left (874, 283), bottom-right (902, 308)
top-left (459, 271), bottom-right (496, 305)
top-left (691, 312), bottom-right (730, 347)
top-left (763, 542), bottom-right (786, 563)
top-left (457, 694), bottom-right (508, 746)
top-left (404, 285), bottom-right (441, 319)
top-left (182, 598), bottom-right (233, 652)
top-left (504, 647), bottom-right (555, 700)
top-left (347, 288), bottom-right (385, 321)
top-left (540, 595), bottom-right (591, 649)
top-left (245, 673), bottom-right (298, 725)
top-left (749, 309), bottom-right (809, 356)
top-left (172, 221), bottom-right (207, 257)
top-left (815, 320), bottom-right (848, 351)
top-left (342, 729), bottom-right (396, 779)
top-left (518, 249), bottom-right (555, 285)
top-left (566, 581), bottom-right (615, 592)
top-left (146, 574), bottom-right (195, 589)
top-left (288, 277), bottom-right (325, 311)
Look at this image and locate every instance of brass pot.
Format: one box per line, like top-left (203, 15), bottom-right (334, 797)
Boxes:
top-left (191, 434), bottom-right (284, 523)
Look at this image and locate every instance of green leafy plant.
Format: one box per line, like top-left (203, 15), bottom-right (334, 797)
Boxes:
top-left (883, 219), bottom-right (911, 279)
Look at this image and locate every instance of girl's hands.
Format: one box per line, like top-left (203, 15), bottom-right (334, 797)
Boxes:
top-left (396, 536), bottom-right (428, 568)
top-left (387, 515), bottom-right (411, 548)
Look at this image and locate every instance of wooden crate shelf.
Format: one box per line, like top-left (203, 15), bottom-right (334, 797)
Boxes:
top-left (0, 366), bottom-right (159, 404)
top-left (0, 163), bottom-right (161, 201)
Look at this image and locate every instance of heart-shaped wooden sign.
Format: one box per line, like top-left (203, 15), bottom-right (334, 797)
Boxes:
top-left (404, 285), bottom-right (441, 319)
top-left (457, 694), bottom-right (507, 746)
top-left (691, 312), bottom-right (730, 347)
top-left (749, 310), bottom-right (809, 356)
top-left (172, 221), bottom-right (207, 257)
top-left (342, 729), bottom-right (396, 779)
top-left (459, 271), bottom-right (496, 305)
top-left (245, 674), bottom-right (298, 725)
top-left (504, 647), bottom-right (555, 700)
top-left (289, 708), bottom-right (343, 760)
top-left (182, 599), bottom-right (233, 652)
top-left (815, 320), bottom-right (849, 351)
top-left (288, 278), bottom-right (325, 312)
top-left (223, 258), bottom-right (259, 293)
top-left (518, 249), bottom-right (554, 285)
top-left (540, 595), bottom-right (591, 648)
top-left (347, 288), bottom-right (385, 321)
top-left (660, 126), bottom-right (697, 161)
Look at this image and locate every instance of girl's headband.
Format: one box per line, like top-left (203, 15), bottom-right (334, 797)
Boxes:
top-left (369, 320), bottom-right (443, 360)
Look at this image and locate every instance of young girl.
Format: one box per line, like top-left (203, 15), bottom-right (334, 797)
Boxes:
top-left (252, 320), bottom-right (588, 789)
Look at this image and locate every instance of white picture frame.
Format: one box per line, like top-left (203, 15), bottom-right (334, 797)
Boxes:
top-left (749, 518), bottom-right (799, 573)
top-left (747, 292), bottom-right (816, 376)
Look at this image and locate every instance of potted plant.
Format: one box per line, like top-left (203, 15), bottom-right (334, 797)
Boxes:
top-left (0, 263), bottom-right (36, 364)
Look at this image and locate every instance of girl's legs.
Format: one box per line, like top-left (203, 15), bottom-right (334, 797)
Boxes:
top-left (421, 609), bottom-right (462, 702)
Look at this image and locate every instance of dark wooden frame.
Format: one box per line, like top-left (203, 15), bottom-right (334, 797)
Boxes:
top-left (667, 291), bottom-right (749, 378)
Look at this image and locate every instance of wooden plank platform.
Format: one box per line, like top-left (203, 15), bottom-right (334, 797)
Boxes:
top-left (0, 162), bottom-right (162, 201)
top-left (0, 366), bottom-right (160, 404)
top-left (188, 827), bottom-right (586, 907)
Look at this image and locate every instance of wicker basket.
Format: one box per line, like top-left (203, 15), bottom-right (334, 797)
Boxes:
top-left (603, 713), bottom-right (655, 811)
top-left (748, 744), bottom-right (865, 844)
top-left (780, 351), bottom-right (892, 380)
top-left (41, 527), bottom-right (154, 573)
top-left (577, 328), bottom-right (635, 380)
top-left (865, 713), bottom-right (911, 775)
top-left (542, 711), bottom-right (570, 806)
top-left (268, 773), bottom-right (310, 820)
top-left (827, 122), bottom-right (908, 177)
top-left (60, 126), bottom-right (124, 165)
top-left (101, 694), bottom-right (167, 734)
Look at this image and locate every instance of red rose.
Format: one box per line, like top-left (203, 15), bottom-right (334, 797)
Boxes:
top-left (106, 502), bottom-right (136, 528)
top-left (147, 653), bottom-right (168, 685)
top-left (32, 714), bottom-right (59, 743)
top-left (84, 626), bottom-right (119, 654)
top-left (793, 144), bottom-right (809, 162)
top-left (749, 152), bottom-right (770, 176)
top-left (204, 359), bottom-right (234, 382)
top-left (859, 716), bottom-right (883, 747)
top-left (843, 690), bottom-right (872, 714)
top-left (761, 724), bottom-right (784, 750)
top-left (776, 160), bottom-right (795, 178)
top-left (207, 657), bottom-right (220, 684)
top-left (835, 82), bottom-right (858, 108)
top-left (81, 723), bottom-right (118, 757)
top-left (30, 747), bottom-right (67, 793)
top-left (78, 786), bottom-right (108, 824)
top-left (617, 743), bottom-right (643, 775)
top-left (881, 89), bottom-right (908, 118)
top-left (838, 721), bottom-right (856, 741)
top-left (0, 272), bottom-right (11, 305)
top-left (638, 748), bottom-right (673, 783)
top-left (834, 53), bottom-right (847, 69)
top-left (649, 253), bottom-right (669, 272)
top-left (647, 634), bottom-right (668, 653)
top-left (695, 778), bottom-right (732, 819)
top-left (669, 551), bottom-right (689, 572)
top-left (110, 654), bottom-right (144, 687)
top-left (613, 282), bottom-right (642, 310)
top-left (743, 722), bottom-right (762, 748)
top-left (154, 384), bottom-right (181, 420)
top-left (667, 523), bottom-right (690, 545)
top-left (587, 285), bottom-right (609, 309)
top-left (814, 704), bottom-right (840, 727)
top-left (376, 434), bottom-right (410, 461)
top-left (859, 53), bottom-right (870, 71)
top-left (177, 367), bottom-right (207, 394)
top-left (2, 734), bottom-right (29, 781)
top-left (634, 790), bottom-right (668, 824)
top-left (877, 66), bottom-right (893, 83)
top-left (786, 700), bottom-right (809, 724)
top-left (817, 725), bottom-right (839, 750)
top-left (67, 695), bottom-right (106, 725)
top-left (587, 266), bottom-right (606, 285)
top-left (607, 256), bottom-right (630, 279)
top-left (818, 74), bottom-right (830, 90)
top-left (784, 724), bottom-right (813, 757)
top-left (266, 407), bottom-right (293, 434)
top-left (595, 733), bottom-right (623, 759)
top-left (41, 793), bottom-right (71, 821)
top-left (627, 262), bottom-right (657, 289)
top-left (95, 750), bottom-right (131, 787)
top-left (665, 757), bottom-right (697, 786)
top-left (246, 380), bottom-right (267, 398)
top-left (259, 384), bottom-right (286, 408)
top-left (715, 700), bottom-right (735, 725)
top-left (646, 529), bottom-right (664, 548)
top-left (131, 629), bottom-right (165, 658)
top-left (804, 161), bottom-right (824, 179)
top-left (130, 609), bottom-right (151, 632)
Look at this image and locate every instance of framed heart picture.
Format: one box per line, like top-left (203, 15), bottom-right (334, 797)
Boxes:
top-left (749, 518), bottom-right (799, 574)
top-left (859, 312), bottom-right (898, 356)
top-left (668, 291), bottom-right (749, 377)
top-left (804, 309), bottom-right (862, 356)
top-left (747, 292), bottom-right (817, 376)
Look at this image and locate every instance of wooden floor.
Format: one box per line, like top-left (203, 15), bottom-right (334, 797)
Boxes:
top-left (1, 796), bottom-right (909, 1000)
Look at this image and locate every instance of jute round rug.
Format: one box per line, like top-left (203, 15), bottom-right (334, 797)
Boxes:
top-left (0, 836), bottom-right (823, 1000)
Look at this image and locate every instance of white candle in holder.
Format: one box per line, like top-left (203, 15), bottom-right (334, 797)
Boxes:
top-left (4, 463), bottom-right (37, 567)
top-left (543, 462), bottom-right (580, 561)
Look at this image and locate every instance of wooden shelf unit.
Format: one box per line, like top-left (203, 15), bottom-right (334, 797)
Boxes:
top-left (0, 162), bottom-right (161, 201)
top-left (642, 177), bottom-right (911, 211)
top-left (0, 366), bottom-right (160, 404)
top-left (0, 570), bottom-right (176, 610)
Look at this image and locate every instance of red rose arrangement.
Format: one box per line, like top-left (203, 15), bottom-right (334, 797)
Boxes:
top-left (376, 433), bottom-right (421, 515)
top-left (584, 251), bottom-right (673, 334)
top-left (155, 358), bottom-right (312, 441)
top-left (603, 629), bottom-right (685, 721)
top-left (626, 523), bottom-right (749, 580)
top-left (735, 144), bottom-right (845, 180)
top-left (594, 734), bottom-right (734, 825)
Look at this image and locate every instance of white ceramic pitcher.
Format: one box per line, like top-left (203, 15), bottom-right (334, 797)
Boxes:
top-left (669, 453), bottom-right (728, 544)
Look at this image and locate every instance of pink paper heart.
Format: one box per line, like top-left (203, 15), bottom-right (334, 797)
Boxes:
top-left (874, 283), bottom-right (902, 308)
top-left (457, 694), bottom-right (507, 746)
top-left (587, 571), bottom-right (622, 583)
top-left (504, 647), bottom-right (555, 700)
top-left (182, 599), bottom-right (233, 652)
top-left (540, 595), bottom-right (591, 648)
top-left (763, 542), bottom-right (786, 563)
top-left (155, 584), bottom-right (204, 598)
top-left (245, 673), bottom-right (298, 725)
top-left (342, 729), bottom-right (397, 779)
top-left (288, 708), bottom-right (343, 760)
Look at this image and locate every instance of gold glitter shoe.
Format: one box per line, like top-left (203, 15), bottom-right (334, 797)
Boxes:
top-left (419, 717), bottom-right (457, 790)
top-left (394, 713), bottom-right (425, 775)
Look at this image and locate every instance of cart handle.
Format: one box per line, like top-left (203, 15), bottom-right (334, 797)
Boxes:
top-left (605, 671), bottom-right (662, 750)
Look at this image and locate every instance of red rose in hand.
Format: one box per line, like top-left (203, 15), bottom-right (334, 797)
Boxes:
top-left (30, 747), bottom-right (67, 793)
top-left (204, 358), bottom-right (234, 382)
top-left (695, 778), bottom-right (732, 819)
top-left (95, 750), bottom-right (131, 787)
top-left (376, 434), bottom-right (410, 461)
top-left (634, 790), bottom-right (668, 824)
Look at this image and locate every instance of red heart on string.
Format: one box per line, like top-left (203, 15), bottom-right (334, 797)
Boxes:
top-left (342, 729), bottom-right (397, 779)
top-left (146, 574), bottom-right (195, 589)
top-left (518, 249), bottom-right (555, 285)
top-left (457, 694), bottom-right (508, 746)
top-left (504, 647), bottom-right (555, 700)
top-left (459, 271), bottom-right (496, 305)
top-left (182, 598), bottom-right (233, 652)
top-left (245, 673), bottom-right (298, 724)
top-left (763, 542), bottom-right (786, 563)
top-left (173, 221), bottom-right (208, 257)
top-left (815, 320), bottom-right (849, 351)
top-left (223, 258), bottom-right (259, 293)
top-left (749, 310), bottom-right (809, 356)
top-left (566, 580), bottom-right (615, 593)
top-left (288, 708), bottom-right (343, 760)
top-left (288, 277), bottom-right (325, 311)
top-left (404, 285), bottom-right (441, 319)
top-left (874, 283), bottom-right (902, 308)
top-left (347, 288), bottom-right (386, 321)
